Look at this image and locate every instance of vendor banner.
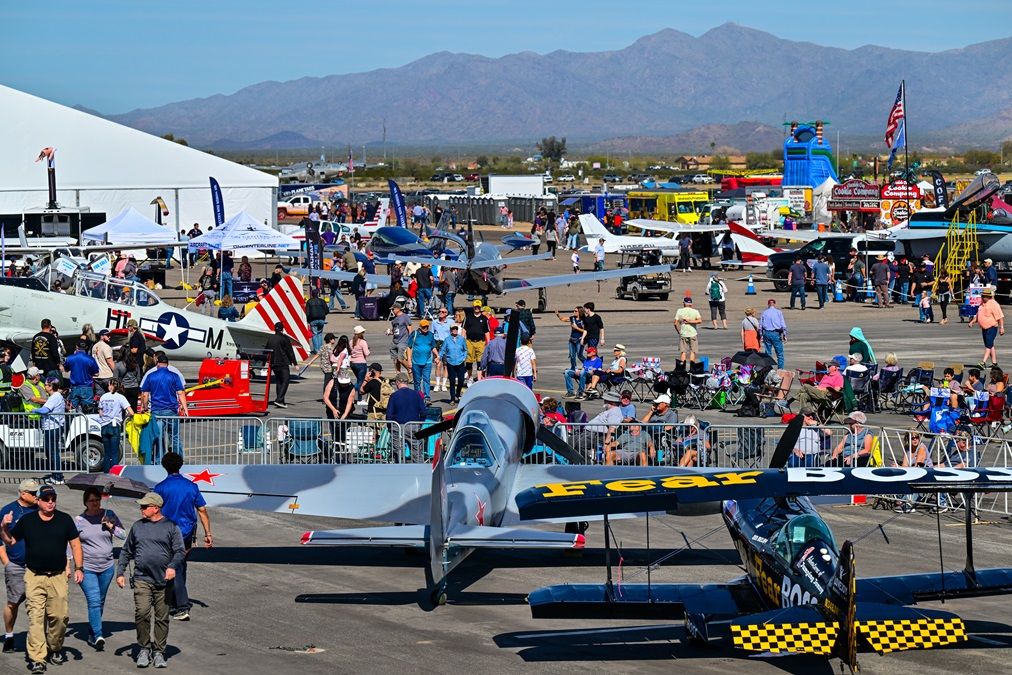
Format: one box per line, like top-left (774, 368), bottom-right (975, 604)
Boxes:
top-left (304, 217), bottom-right (321, 289)
top-left (924, 170), bottom-right (949, 210)
top-left (209, 177), bottom-right (225, 226)
top-left (388, 178), bottom-right (408, 228)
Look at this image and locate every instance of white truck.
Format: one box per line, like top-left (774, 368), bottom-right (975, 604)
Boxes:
top-left (0, 414), bottom-right (105, 472)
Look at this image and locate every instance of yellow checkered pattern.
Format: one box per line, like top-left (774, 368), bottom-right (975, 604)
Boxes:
top-left (857, 618), bottom-right (967, 653)
top-left (731, 623), bottom-right (838, 655)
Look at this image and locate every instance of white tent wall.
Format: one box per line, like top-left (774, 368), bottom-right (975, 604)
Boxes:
top-left (0, 85), bottom-right (278, 231)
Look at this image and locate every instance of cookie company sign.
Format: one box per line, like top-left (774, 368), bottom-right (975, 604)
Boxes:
top-left (829, 179), bottom-right (880, 212)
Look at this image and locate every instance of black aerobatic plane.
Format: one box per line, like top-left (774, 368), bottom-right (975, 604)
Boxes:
top-left (514, 417), bottom-right (1012, 672)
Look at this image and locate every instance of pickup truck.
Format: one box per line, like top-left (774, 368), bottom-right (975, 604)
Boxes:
top-left (277, 194), bottom-right (319, 219)
top-left (0, 414), bottom-right (105, 472)
top-left (765, 235), bottom-right (905, 291)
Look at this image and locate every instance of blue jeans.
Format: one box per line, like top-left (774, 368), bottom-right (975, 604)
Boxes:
top-left (815, 284), bottom-right (829, 308)
top-left (444, 292), bottom-right (455, 315)
top-left (567, 339), bottom-right (583, 370)
top-left (417, 288), bottom-right (433, 317)
top-left (43, 427), bottom-right (63, 473)
top-left (518, 375), bottom-right (534, 389)
top-left (762, 330), bottom-right (785, 369)
top-left (328, 284), bottom-right (348, 310)
top-left (567, 233), bottom-right (580, 249)
top-left (165, 248), bottom-right (174, 269)
top-left (151, 409), bottom-right (182, 462)
top-left (789, 284), bottom-right (806, 309)
top-left (564, 368), bottom-right (590, 395)
top-left (80, 566), bottom-right (115, 640)
top-left (898, 281), bottom-right (909, 304)
top-left (788, 453), bottom-right (820, 468)
top-left (101, 424), bottom-right (121, 472)
top-left (70, 384), bottom-right (96, 412)
top-left (412, 362), bottom-right (433, 398)
top-left (221, 271), bottom-right (233, 298)
top-left (351, 362), bottom-right (367, 390)
top-left (310, 320), bottom-right (326, 354)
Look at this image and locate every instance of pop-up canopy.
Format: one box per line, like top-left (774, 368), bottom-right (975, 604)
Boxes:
top-left (187, 211), bottom-right (299, 251)
top-left (82, 207), bottom-right (176, 244)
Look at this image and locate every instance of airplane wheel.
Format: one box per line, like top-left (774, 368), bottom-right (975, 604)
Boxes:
top-left (537, 297), bottom-right (547, 312)
top-left (430, 588), bottom-right (447, 606)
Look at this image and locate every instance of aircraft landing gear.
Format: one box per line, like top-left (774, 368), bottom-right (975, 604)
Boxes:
top-left (429, 585), bottom-right (448, 606)
top-left (537, 288), bottom-right (548, 313)
top-left (564, 521), bottom-right (589, 535)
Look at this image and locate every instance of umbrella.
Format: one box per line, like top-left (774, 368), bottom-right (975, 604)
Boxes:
top-left (67, 472), bottom-right (152, 498)
top-left (731, 350), bottom-right (775, 369)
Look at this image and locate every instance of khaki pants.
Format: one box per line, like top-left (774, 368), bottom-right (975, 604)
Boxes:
top-left (796, 383), bottom-right (831, 408)
top-left (134, 580), bottom-right (170, 653)
top-left (24, 570), bottom-right (69, 663)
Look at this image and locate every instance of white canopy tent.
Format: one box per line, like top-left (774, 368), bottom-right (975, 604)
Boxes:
top-left (82, 207), bottom-right (177, 245)
top-left (0, 85), bottom-right (278, 231)
top-left (187, 211), bottom-right (299, 251)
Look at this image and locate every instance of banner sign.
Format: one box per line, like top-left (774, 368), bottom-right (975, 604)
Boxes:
top-left (388, 179), bottom-right (408, 228)
top-left (881, 179), bottom-right (921, 200)
top-left (209, 177), bottom-right (225, 226)
top-left (828, 199), bottom-right (880, 212)
top-left (304, 217), bottom-right (321, 289)
top-left (924, 170), bottom-right (949, 210)
top-left (831, 179), bottom-right (880, 200)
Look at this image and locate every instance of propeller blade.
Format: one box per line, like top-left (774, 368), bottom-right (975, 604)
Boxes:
top-left (768, 413), bottom-right (804, 469)
top-left (536, 426), bottom-right (586, 465)
top-left (466, 213), bottom-right (475, 260)
top-left (503, 308), bottom-right (521, 377)
top-left (412, 416), bottom-right (456, 441)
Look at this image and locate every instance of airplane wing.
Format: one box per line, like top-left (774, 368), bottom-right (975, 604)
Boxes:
top-left (478, 252), bottom-right (553, 269)
top-left (515, 466), bottom-right (1012, 520)
top-left (763, 228), bottom-right (825, 242)
top-left (625, 219), bottom-right (728, 235)
top-left (112, 463), bottom-right (433, 523)
top-left (501, 264), bottom-right (673, 293)
top-left (857, 568), bottom-right (1012, 605)
top-left (287, 266), bottom-right (391, 286)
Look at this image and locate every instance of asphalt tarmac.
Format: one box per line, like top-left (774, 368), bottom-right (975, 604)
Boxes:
top-left (12, 254), bottom-right (1001, 673)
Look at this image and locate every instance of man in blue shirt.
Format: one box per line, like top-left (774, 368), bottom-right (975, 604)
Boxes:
top-left (140, 353), bottom-right (188, 463)
top-left (153, 452), bottom-right (211, 622)
top-left (64, 341), bottom-right (99, 413)
top-left (759, 298), bottom-right (788, 369)
top-left (386, 373), bottom-right (426, 461)
top-left (438, 325), bottom-right (467, 403)
top-left (406, 319), bottom-right (438, 400)
top-left (564, 347), bottom-right (602, 397)
top-left (0, 479), bottom-right (39, 653)
top-left (812, 255), bottom-right (832, 309)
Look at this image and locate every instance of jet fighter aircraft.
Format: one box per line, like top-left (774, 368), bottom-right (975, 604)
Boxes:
top-left (514, 417), bottom-right (1012, 671)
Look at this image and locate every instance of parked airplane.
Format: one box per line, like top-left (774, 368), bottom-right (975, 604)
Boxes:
top-left (578, 214), bottom-right (725, 257)
top-left (280, 199), bottom-right (391, 245)
top-left (0, 265), bottom-right (312, 362)
top-left (516, 417), bottom-right (1012, 671)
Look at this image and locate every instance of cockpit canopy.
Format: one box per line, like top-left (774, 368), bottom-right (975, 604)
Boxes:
top-left (446, 410), bottom-right (503, 468)
top-left (771, 514), bottom-right (837, 563)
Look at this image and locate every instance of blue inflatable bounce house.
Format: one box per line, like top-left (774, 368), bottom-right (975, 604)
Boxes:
top-left (783, 120), bottom-right (838, 188)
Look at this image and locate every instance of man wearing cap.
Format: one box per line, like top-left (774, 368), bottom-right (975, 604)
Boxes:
top-left (564, 346), bottom-right (602, 398)
top-left (264, 322), bottom-right (297, 409)
top-left (984, 258), bottom-right (998, 286)
top-left (674, 296), bottom-right (702, 364)
top-left (360, 363), bottom-right (385, 416)
top-left (140, 353), bottom-right (188, 461)
top-left (1, 485), bottom-right (83, 672)
top-left (18, 368), bottom-right (47, 423)
top-left (116, 492), bottom-right (185, 669)
top-left (406, 319), bottom-right (438, 399)
top-left (969, 287), bottom-right (1006, 369)
top-left (305, 288), bottom-right (330, 355)
top-left (479, 325), bottom-right (507, 378)
top-left (793, 361), bottom-right (844, 411)
top-left (463, 300), bottom-right (490, 384)
top-left (759, 299), bottom-right (788, 369)
top-left (870, 254), bottom-right (892, 308)
top-left (64, 341), bottom-right (99, 414)
top-left (386, 373), bottom-right (426, 461)
top-left (0, 479), bottom-right (39, 653)
top-left (91, 330), bottom-right (116, 393)
top-left (829, 411), bottom-right (873, 466)
top-left (642, 394), bottom-right (678, 431)
top-left (439, 325), bottom-right (467, 403)
top-left (790, 407), bottom-right (831, 467)
top-left (127, 319), bottom-right (146, 358)
top-left (578, 392), bottom-right (626, 459)
top-left (153, 452), bottom-right (211, 623)
top-left (388, 304), bottom-right (412, 375)
top-left (30, 319), bottom-right (62, 382)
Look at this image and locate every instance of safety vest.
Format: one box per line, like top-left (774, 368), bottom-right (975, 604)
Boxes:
top-left (22, 379), bottom-right (43, 419)
top-left (0, 364), bottom-right (11, 395)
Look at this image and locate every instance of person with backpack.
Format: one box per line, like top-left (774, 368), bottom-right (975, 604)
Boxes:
top-left (514, 300), bottom-right (536, 338)
top-left (706, 274), bottom-right (728, 330)
top-left (360, 363), bottom-right (390, 418)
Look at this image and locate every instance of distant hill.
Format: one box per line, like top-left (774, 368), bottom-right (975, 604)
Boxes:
top-left (104, 23), bottom-right (1012, 148)
top-left (585, 122), bottom-right (786, 154)
top-left (208, 130), bottom-right (327, 150)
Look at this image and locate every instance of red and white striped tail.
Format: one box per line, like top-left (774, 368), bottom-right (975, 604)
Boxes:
top-left (239, 275), bottom-right (312, 361)
top-left (729, 221), bottom-right (781, 264)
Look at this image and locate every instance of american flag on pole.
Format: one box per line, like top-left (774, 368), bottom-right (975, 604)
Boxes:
top-left (884, 82), bottom-right (906, 169)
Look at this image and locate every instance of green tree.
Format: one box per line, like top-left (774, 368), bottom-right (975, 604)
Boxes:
top-left (160, 132), bottom-right (188, 146)
top-left (537, 136), bottom-right (567, 163)
top-left (963, 149), bottom-right (1000, 170)
top-left (745, 152), bottom-right (770, 170)
top-left (1001, 141), bottom-right (1012, 166)
top-left (475, 155), bottom-right (489, 168)
top-left (710, 155), bottom-right (731, 170)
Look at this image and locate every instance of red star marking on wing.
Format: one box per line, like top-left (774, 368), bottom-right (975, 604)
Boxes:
top-left (475, 498), bottom-right (486, 526)
top-left (186, 469), bottom-right (222, 486)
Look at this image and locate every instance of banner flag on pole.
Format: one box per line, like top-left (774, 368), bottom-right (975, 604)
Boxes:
top-left (209, 177), bottom-right (225, 226)
top-left (388, 179), bottom-right (408, 228)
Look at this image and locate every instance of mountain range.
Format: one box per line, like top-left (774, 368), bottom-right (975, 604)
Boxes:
top-left (105, 23), bottom-right (1012, 151)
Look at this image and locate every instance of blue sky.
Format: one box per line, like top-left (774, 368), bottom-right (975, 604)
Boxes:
top-left (2, 0), bottom-right (1008, 113)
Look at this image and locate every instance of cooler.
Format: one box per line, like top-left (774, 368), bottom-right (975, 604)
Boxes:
top-left (359, 296), bottom-right (381, 321)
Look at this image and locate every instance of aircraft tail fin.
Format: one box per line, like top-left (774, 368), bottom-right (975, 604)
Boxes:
top-left (825, 539), bottom-right (860, 671)
top-left (728, 606), bottom-right (840, 657)
top-left (728, 222), bottom-right (777, 264)
top-left (300, 525), bottom-right (427, 548)
top-left (578, 213), bottom-right (612, 242)
top-left (238, 273), bottom-right (312, 360)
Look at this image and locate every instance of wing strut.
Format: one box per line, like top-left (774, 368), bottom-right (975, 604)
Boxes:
top-left (963, 491), bottom-right (977, 587)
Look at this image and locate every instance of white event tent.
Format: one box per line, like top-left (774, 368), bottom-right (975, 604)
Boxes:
top-left (0, 85), bottom-right (278, 232)
top-left (188, 211), bottom-right (299, 251)
top-left (82, 207), bottom-right (178, 245)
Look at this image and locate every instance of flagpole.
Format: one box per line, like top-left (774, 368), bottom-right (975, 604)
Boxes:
top-left (902, 80), bottom-right (909, 181)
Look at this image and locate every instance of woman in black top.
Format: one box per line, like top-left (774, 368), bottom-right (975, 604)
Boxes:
top-left (935, 272), bottom-right (952, 325)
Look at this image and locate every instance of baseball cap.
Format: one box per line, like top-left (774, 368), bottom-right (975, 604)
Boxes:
top-left (18, 478), bottom-right (39, 494)
top-left (602, 391), bottom-right (621, 404)
top-left (26, 367), bottom-right (42, 377)
top-left (450, 324), bottom-right (459, 330)
top-left (37, 485), bottom-right (57, 500)
top-left (337, 371), bottom-right (352, 384)
top-left (155, 353), bottom-right (169, 364)
top-left (127, 319), bottom-right (138, 328)
top-left (472, 299), bottom-right (483, 307)
top-left (419, 319), bottom-right (431, 327)
top-left (368, 362), bottom-right (383, 372)
top-left (515, 299), bottom-right (526, 307)
top-left (844, 411), bottom-right (867, 424)
top-left (653, 394), bottom-right (671, 405)
top-left (136, 492), bottom-right (164, 507)
top-left (494, 325), bottom-right (504, 334)
top-left (683, 296), bottom-right (693, 303)
top-left (586, 346), bottom-right (597, 355)
top-left (394, 372), bottom-right (409, 384)
top-left (97, 329), bottom-right (110, 337)
top-left (77, 340), bottom-right (89, 350)
top-left (273, 321), bottom-right (284, 332)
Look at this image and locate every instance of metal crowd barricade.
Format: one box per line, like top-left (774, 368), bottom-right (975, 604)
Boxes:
top-left (120, 415), bottom-right (268, 466)
top-left (546, 422), bottom-right (701, 466)
top-left (706, 423), bottom-right (851, 469)
top-left (0, 410), bottom-right (99, 473)
top-left (266, 417), bottom-right (402, 464)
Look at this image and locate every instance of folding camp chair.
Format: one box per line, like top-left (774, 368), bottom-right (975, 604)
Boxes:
top-left (815, 388), bottom-right (846, 424)
top-left (894, 367), bottom-right (935, 410)
top-left (280, 420), bottom-right (324, 463)
top-left (756, 369), bottom-right (794, 416)
top-left (848, 369), bottom-right (876, 412)
top-left (874, 367), bottom-right (903, 412)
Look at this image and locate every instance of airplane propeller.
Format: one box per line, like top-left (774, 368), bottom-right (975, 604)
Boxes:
top-left (768, 413), bottom-right (804, 469)
top-left (534, 427), bottom-right (586, 465)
